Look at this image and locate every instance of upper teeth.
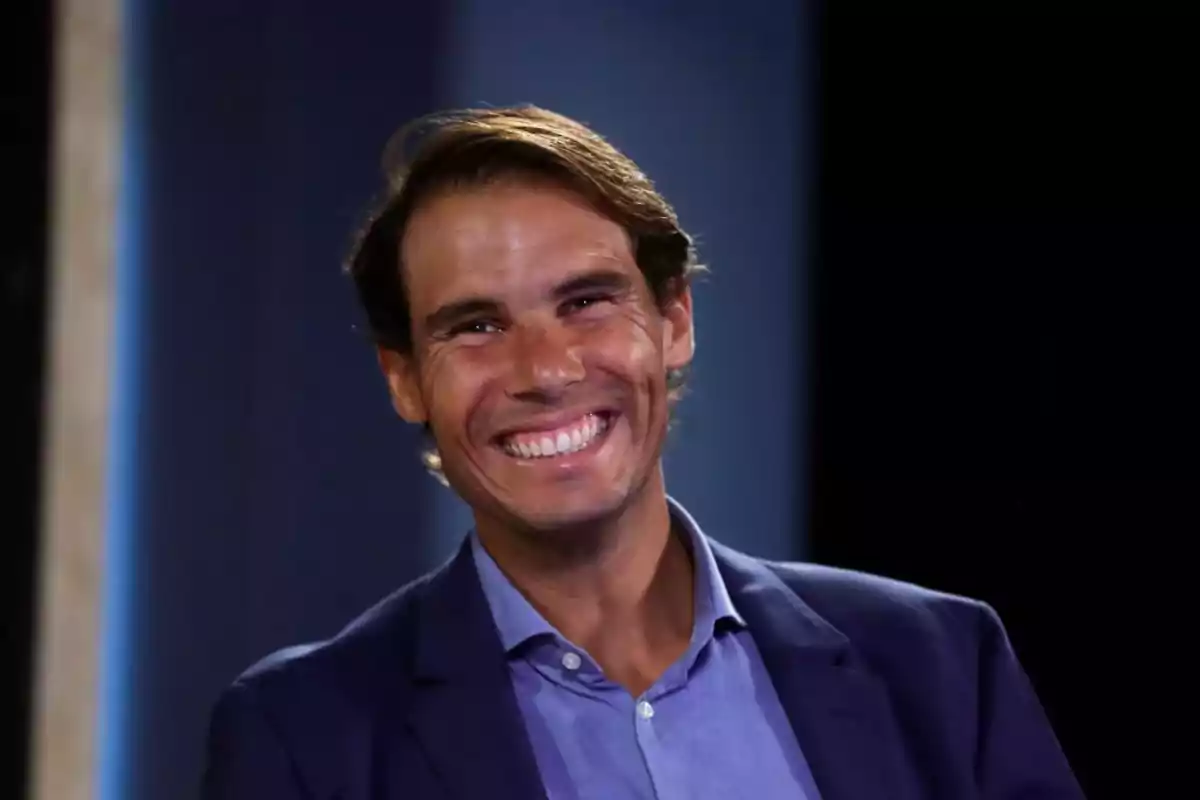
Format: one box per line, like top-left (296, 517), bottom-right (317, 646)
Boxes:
top-left (503, 414), bottom-right (608, 459)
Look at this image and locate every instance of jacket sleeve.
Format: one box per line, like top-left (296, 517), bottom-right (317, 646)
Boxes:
top-left (201, 681), bottom-right (310, 800)
top-left (975, 602), bottom-right (1087, 799)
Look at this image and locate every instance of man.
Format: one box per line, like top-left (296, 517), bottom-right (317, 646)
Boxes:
top-left (202, 106), bottom-right (1084, 799)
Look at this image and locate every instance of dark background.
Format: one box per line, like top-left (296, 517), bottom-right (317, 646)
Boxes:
top-left (809, 9), bottom-right (1197, 798)
top-left (5, 0), bottom-right (51, 796)
top-left (8, 5), bottom-right (1196, 799)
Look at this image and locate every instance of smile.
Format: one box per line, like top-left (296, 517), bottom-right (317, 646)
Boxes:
top-left (499, 412), bottom-right (611, 459)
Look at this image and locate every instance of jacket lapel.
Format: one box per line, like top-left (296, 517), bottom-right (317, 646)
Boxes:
top-left (404, 540), bottom-right (548, 800)
top-left (712, 542), bottom-right (923, 800)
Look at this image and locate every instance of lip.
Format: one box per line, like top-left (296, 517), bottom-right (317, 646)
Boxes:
top-left (489, 408), bottom-right (616, 443)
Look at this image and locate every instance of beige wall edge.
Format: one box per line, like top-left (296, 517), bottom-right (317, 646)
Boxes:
top-left (29, 1), bottom-right (121, 799)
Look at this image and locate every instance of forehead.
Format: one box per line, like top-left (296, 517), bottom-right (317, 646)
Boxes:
top-left (400, 181), bottom-right (636, 299)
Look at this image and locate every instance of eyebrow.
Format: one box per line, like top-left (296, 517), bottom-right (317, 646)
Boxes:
top-left (422, 298), bottom-right (503, 337)
top-left (551, 268), bottom-right (633, 301)
top-left (422, 268), bottom-right (634, 336)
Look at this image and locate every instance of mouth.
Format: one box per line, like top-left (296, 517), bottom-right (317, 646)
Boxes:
top-left (494, 411), bottom-right (616, 461)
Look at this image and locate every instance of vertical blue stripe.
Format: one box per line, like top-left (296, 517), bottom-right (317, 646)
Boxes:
top-left (97, 0), bottom-right (144, 797)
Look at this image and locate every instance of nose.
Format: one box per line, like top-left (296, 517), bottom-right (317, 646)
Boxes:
top-left (507, 322), bottom-right (585, 401)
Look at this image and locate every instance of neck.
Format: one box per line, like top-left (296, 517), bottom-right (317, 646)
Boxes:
top-left (474, 471), bottom-right (695, 693)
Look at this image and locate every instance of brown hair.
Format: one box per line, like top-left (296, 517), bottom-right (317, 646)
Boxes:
top-left (343, 105), bottom-right (704, 356)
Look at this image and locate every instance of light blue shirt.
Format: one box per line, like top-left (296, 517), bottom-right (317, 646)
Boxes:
top-left (471, 498), bottom-right (822, 800)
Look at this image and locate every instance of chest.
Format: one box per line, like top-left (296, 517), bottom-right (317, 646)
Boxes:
top-left (313, 634), bottom-right (981, 800)
top-left (507, 630), bottom-right (823, 800)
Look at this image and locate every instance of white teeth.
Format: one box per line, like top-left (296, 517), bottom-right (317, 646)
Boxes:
top-left (503, 413), bottom-right (611, 459)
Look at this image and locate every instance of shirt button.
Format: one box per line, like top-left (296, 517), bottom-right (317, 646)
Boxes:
top-left (561, 652), bottom-right (582, 671)
top-left (637, 700), bottom-right (655, 720)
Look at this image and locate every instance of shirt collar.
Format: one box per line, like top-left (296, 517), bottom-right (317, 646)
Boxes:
top-left (470, 496), bottom-right (746, 655)
top-left (470, 533), bottom-right (557, 652)
top-left (669, 495), bottom-right (747, 633)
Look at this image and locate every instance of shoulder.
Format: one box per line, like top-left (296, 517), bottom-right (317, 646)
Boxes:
top-left (770, 559), bottom-right (991, 628)
top-left (202, 568), bottom-right (445, 795)
top-left (732, 546), bottom-right (1002, 665)
top-left (213, 566), bottom-right (439, 730)
top-left (751, 557), bottom-right (1012, 726)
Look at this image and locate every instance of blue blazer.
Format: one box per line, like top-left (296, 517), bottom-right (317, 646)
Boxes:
top-left (203, 538), bottom-right (1084, 799)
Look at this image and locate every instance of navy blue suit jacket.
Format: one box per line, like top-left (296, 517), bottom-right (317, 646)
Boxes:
top-left (202, 537), bottom-right (1084, 799)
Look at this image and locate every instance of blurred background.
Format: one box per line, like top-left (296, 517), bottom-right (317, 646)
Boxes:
top-left (6, 3), bottom-right (1196, 799)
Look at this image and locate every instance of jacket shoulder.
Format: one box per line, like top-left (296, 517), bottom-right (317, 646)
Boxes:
top-left (769, 559), bottom-right (987, 616)
top-left (763, 559), bottom-right (996, 663)
top-left (216, 568), bottom-right (437, 730)
top-left (233, 566), bottom-right (436, 696)
top-left (204, 567), bottom-right (443, 796)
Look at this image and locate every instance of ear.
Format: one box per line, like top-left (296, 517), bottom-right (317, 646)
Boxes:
top-left (377, 347), bottom-right (428, 424)
top-left (660, 284), bottom-right (695, 373)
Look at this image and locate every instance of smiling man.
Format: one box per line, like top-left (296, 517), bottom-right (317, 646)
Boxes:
top-left (202, 107), bottom-right (1084, 799)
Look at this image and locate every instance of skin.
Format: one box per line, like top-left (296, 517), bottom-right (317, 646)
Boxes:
top-left (378, 179), bottom-right (696, 695)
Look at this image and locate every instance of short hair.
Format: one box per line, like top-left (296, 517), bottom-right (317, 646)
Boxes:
top-left (343, 105), bottom-right (705, 358)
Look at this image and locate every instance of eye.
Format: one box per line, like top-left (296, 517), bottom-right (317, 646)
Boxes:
top-left (448, 319), bottom-right (502, 338)
top-left (562, 293), bottom-right (615, 315)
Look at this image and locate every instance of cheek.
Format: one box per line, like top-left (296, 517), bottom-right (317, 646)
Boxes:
top-left (589, 315), bottom-right (666, 388)
top-left (419, 350), bottom-right (490, 435)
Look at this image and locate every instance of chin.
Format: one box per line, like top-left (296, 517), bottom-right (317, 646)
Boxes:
top-left (502, 487), bottom-right (631, 533)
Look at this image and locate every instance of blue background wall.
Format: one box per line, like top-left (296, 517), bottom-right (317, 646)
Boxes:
top-left (105, 2), bottom-right (810, 797)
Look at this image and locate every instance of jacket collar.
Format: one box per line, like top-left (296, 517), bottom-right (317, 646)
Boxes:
top-left (405, 538), bottom-right (549, 800)
top-left (710, 539), bottom-right (925, 800)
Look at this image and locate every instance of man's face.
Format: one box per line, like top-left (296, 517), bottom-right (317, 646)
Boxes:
top-left (380, 180), bottom-right (693, 533)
